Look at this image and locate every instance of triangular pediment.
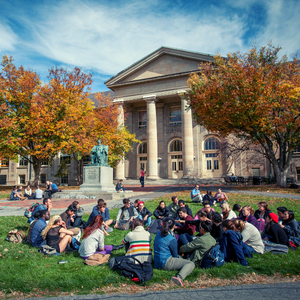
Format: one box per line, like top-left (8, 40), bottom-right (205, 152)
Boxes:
top-left (105, 47), bottom-right (215, 88)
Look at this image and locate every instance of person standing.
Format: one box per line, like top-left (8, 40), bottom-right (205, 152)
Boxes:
top-left (140, 168), bottom-right (145, 187)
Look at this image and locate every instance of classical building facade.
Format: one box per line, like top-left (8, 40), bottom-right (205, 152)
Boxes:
top-left (0, 47), bottom-right (299, 185)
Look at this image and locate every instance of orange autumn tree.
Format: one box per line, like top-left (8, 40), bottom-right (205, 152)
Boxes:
top-left (0, 56), bottom-right (95, 185)
top-left (185, 44), bottom-right (300, 187)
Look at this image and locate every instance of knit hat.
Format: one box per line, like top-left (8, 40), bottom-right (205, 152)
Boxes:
top-left (269, 212), bottom-right (278, 223)
top-left (138, 201), bottom-right (144, 205)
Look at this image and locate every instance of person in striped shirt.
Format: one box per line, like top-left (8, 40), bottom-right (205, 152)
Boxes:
top-left (122, 218), bottom-right (152, 263)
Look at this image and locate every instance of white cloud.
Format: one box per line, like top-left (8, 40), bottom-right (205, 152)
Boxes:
top-left (0, 22), bottom-right (18, 52)
top-left (19, 0), bottom-right (248, 74)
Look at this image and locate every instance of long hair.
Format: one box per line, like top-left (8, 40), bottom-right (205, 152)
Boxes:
top-left (221, 202), bottom-right (231, 213)
top-left (82, 215), bottom-right (103, 239)
top-left (161, 217), bottom-right (175, 237)
top-left (156, 200), bottom-right (166, 212)
top-left (231, 219), bottom-right (246, 232)
top-left (258, 201), bottom-right (270, 211)
top-left (41, 215), bottom-right (61, 239)
top-left (242, 205), bottom-right (254, 215)
top-left (222, 219), bottom-right (236, 231)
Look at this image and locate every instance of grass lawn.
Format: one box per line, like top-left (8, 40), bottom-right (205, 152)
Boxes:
top-left (0, 191), bottom-right (300, 298)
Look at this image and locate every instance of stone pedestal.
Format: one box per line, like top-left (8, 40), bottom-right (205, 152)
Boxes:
top-left (79, 166), bottom-right (115, 192)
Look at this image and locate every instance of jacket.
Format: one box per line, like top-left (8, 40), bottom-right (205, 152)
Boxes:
top-left (176, 215), bottom-right (196, 236)
top-left (153, 231), bottom-right (178, 269)
top-left (60, 211), bottom-right (73, 229)
top-left (136, 207), bottom-right (152, 219)
top-left (254, 209), bottom-right (271, 221)
top-left (168, 203), bottom-right (179, 217)
top-left (180, 232), bottom-right (216, 267)
top-left (219, 230), bottom-right (248, 266)
top-left (153, 207), bottom-right (170, 219)
top-left (86, 206), bottom-right (110, 226)
top-left (239, 214), bottom-right (259, 230)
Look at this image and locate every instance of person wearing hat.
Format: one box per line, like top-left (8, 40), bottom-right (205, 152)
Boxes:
top-left (264, 212), bottom-right (288, 245)
top-left (136, 201), bottom-right (152, 227)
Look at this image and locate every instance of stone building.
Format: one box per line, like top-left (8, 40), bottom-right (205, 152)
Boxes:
top-left (0, 47), bottom-right (299, 185)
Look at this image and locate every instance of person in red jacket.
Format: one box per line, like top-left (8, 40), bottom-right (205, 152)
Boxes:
top-left (175, 207), bottom-right (196, 236)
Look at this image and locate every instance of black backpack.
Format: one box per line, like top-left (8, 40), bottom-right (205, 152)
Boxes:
top-left (108, 256), bottom-right (153, 285)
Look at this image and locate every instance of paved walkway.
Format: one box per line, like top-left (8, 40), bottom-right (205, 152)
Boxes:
top-left (30, 282), bottom-right (300, 300)
top-left (0, 182), bottom-right (299, 217)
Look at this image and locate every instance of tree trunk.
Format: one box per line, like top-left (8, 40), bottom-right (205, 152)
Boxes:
top-left (76, 158), bottom-right (83, 185)
top-left (32, 156), bottom-right (42, 187)
top-left (273, 163), bottom-right (288, 188)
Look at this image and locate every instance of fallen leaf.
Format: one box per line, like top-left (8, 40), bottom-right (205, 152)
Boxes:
top-left (4, 249), bottom-right (8, 252)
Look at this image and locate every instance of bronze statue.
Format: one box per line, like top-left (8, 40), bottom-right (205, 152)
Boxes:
top-left (90, 140), bottom-right (108, 166)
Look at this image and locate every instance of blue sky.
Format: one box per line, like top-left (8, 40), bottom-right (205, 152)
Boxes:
top-left (1, 0), bottom-right (300, 92)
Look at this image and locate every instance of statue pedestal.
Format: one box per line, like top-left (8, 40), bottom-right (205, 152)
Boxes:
top-left (79, 166), bottom-right (115, 192)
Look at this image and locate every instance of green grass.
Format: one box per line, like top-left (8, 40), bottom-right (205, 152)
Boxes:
top-left (0, 191), bottom-right (299, 296)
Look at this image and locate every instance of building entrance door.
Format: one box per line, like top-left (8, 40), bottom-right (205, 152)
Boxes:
top-left (169, 154), bottom-right (183, 179)
top-left (204, 153), bottom-right (222, 178)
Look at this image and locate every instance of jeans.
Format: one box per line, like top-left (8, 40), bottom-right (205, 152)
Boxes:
top-left (73, 216), bottom-right (83, 227)
top-left (140, 176), bottom-right (144, 187)
top-left (244, 244), bottom-right (257, 255)
top-left (178, 233), bottom-right (194, 258)
top-left (138, 214), bottom-right (151, 227)
top-left (162, 256), bottom-right (195, 280)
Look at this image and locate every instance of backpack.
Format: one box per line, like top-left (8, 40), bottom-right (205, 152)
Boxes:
top-left (24, 203), bottom-right (40, 220)
top-left (147, 219), bottom-right (162, 234)
top-left (108, 256), bottom-right (153, 285)
top-left (257, 218), bottom-right (266, 233)
top-left (6, 229), bottom-right (26, 244)
top-left (199, 244), bottom-right (225, 269)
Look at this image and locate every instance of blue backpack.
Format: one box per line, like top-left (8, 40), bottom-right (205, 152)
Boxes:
top-left (199, 244), bottom-right (225, 268)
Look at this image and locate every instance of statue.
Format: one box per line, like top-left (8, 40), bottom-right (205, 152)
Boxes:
top-left (90, 140), bottom-right (109, 166)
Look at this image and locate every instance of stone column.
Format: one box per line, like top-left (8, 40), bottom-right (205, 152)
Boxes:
top-left (144, 95), bottom-right (159, 180)
top-left (181, 96), bottom-right (194, 177)
top-left (113, 99), bottom-right (125, 180)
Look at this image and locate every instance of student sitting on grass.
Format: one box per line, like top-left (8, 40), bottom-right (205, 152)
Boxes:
top-left (122, 218), bottom-right (152, 263)
top-left (153, 218), bottom-right (195, 287)
top-left (114, 198), bottom-right (138, 229)
top-left (221, 202), bottom-right (237, 220)
top-left (31, 210), bottom-right (50, 247)
top-left (10, 185), bottom-right (26, 201)
top-left (233, 204), bottom-right (243, 218)
top-left (72, 201), bottom-right (85, 228)
top-left (179, 220), bottom-right (216, 265)
top-left (264, 213), bottom-right (288, 245)
top-left (175, 207), bottom-right (196, 236)
top-left (136, 201), bottom-right (152, 227)
top-left (175, 200), bottom-right (193, 219)
top-left (79, 215), bottom-right (124, 260)
top-left (153, 200), bottom-right (170, 220)
top-left (231, 219), bottom-right (264, 255)
top-left (41, 215), bottom-right (74, 253)
top-left (254, 202), bottom-right (271, 221)
top-left (219, 220), bottom-right (249, 267)
top-left (24, 185), bottom-right (34, 199)
top-left (168, 196), bottom-right (179, 218)
top-left (60, 205), bottom-right (80, 236)
top-left (202, 190), bottom-right (216, 206)
top-left (210, 212), bottom-right (224, 242)
top-left (277, 206), bottom-right (287, 223)
top-left (281, 210), bottom-right (300, 238)
top-left (239, 205), bottom-right (259, 230)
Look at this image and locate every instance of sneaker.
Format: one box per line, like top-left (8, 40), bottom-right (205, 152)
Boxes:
top-left (171, 276), bottom-right (183, 287)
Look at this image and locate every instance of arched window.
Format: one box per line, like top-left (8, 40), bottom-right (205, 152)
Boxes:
top-left (169, 139), bottom-right (182, 152)
top-left (138, 142), bottom-right (147, 154)
top-left (204, 137), bottom-right (220, 150)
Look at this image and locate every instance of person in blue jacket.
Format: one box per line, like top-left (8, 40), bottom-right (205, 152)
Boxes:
top-left (86, 199), bottom-right (113, 232)
top-left (154, 217), bottom-right (195, 287)
top-left (219, 219), bottom-right (249, 266)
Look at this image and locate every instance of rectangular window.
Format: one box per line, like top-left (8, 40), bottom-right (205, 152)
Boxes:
top-left (294, 145), bottom-right (300, 153)
top-left (170, 107), bottom-right (181, 126)
top-left (252, 168), bottom-right (260, 176)
top-left (207, 160), bottom-right (212, 170)
top-left (139, 157), bottom-right (147, 161)
top-left (82, 155), bottom-right (91, 164)
top-left (41, 159), bottom-right (48, 166)
top-left (297, 168), bottom-right (300, 182)
top-left (61, 175), bottom-right (68, 185)
top-left (0, 158), bottom-right (9, 167)
top-left (0, 175), bottom-right (6, 184)
top-left (19, 175), bottom-right (26, 185)
top-left (40, 174), bottom-right (46, 184)
top-left (19, 156), bottom-right (29, 166)
top-left (205, 153), bottom-right (219, 158)
top-left (214, 160), bottom-right (219, 170)
top-left (172, 161), bottom-right (177, 171)
top-left (178, 161), bottom-right (183, 171)
top-left (138, 111), bottom-right (147, 128)
top-left (60, 153), bottom-right (71, 164)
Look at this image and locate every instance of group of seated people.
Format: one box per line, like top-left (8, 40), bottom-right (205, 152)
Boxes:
top-left (191, 185), bottom-right (228, 205)
top-left (26, 191), bottom-right (300, 288)
top-left (10, 181), bottom-right (61, 201)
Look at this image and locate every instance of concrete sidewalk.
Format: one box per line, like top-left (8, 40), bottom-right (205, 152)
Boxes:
top-left (29, 282), bottom-right (300, 300)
